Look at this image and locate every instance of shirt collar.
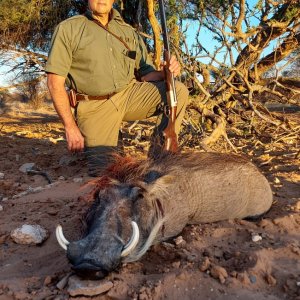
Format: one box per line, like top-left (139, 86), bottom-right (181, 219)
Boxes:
top-left (85, 8), bottom-right (124, 24)
top-left (110, 9), bottom-right (123, 22)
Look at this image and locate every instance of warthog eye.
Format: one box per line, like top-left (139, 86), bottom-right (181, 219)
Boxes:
top-left (129, 186), bottom-right (144, 201)
top-left (144, 170), bottom-right (162, 183)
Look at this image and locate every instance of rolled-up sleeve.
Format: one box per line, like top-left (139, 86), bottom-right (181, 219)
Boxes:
top-left (45, 24), bottom-right (72, 78)
top-left (135, 33), bottom-right (156, 77)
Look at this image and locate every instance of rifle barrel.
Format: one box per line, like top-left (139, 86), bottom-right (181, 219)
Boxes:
top-left (158, 0), bottom-right (170, 54)
top-left (158, 0), bottom-right (179, 152)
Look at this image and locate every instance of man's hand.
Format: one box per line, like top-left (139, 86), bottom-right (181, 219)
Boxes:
top-left (167, 55), bottom-right (181, 77)
top-left (65, 124), bottom-right (85, 152)
top-left (140, 55), bottom-right (181, 82)
top-left (47, 73), bottom-right (85, 152)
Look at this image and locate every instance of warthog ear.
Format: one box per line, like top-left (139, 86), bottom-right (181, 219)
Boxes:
top-left (146, 175), bottom-right (175, 193)
top-left (157, 175), bottom-right (175, 185)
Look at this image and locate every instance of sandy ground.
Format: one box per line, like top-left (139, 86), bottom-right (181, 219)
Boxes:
top-left (0, 102), bottom-right (299, 300)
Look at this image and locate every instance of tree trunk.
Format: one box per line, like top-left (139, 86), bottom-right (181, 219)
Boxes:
top-left (146, 0), bottom-right (162, 69)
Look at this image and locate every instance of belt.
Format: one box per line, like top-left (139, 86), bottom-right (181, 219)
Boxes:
top-left (76, 92), bottom-right (116, 101)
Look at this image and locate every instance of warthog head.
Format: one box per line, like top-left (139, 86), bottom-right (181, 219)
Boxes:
top-left (56, 160), bottom-right (166, 279)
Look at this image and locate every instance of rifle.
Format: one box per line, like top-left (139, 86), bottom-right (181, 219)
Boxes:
top-left (158, 0), bottom-right (178, 152)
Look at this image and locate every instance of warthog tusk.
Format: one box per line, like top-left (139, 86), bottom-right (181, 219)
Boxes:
top-left (121, 221), bottom-right (140, 257)
top-left (56, 225), bottom-right (70, 251)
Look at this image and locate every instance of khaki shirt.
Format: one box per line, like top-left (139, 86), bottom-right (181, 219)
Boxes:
top-left (45, 9), bottom-right (156, 96)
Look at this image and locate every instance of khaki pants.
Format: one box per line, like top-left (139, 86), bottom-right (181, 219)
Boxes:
top-left (76, 80), bottom-right (189, 173)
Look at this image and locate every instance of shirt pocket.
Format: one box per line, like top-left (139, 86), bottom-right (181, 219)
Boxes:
top-left (122, 49), bottom-right (135, 78)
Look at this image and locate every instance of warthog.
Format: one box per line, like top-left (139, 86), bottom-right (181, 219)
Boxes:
top-left (56, 152), bottom-right (273, 278)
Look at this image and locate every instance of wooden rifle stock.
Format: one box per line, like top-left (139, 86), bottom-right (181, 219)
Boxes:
top-left (158, 0), bottom-right (178, 153)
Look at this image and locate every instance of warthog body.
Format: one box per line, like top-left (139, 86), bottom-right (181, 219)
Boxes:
top-left (58, 152), bottom-right (273, 278)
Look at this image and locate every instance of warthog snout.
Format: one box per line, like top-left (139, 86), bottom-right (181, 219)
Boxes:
top-left (67, 239), bottom-right (112, 279)
top-left (64, 235), bottom-right (123, 279)
top-left (56, 219), bottom-right (140, 279)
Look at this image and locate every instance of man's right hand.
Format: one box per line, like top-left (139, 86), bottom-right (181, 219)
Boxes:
top-left (65, 124), bottom-right (85, 152)
top-left (47, 73), bottom-right (85, 152)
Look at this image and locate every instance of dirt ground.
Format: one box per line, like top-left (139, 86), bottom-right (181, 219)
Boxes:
top-left (0, 101), bottom-right (299, 300)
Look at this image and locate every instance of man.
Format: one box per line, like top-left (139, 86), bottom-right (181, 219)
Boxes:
top-left (46, 0), bottom-right (189, 175)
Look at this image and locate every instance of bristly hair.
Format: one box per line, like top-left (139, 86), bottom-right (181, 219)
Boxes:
top-left (105, 153), bottom-right (145, 183)
top-left (79, 155), bottom-right (143, 202)
top-left (80, 153), bottom-right (181, 204)
top-left (80, 176), bottom-right (114, 203)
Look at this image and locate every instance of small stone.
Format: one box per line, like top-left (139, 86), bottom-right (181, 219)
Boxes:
top-left (59, 155), bottom-right (76, 166)
top-left (47, 209), bottom-right (59, 216)
top-left (45, 182), bottom-right (60, 189)
top-left (58, 176), bottom-right (65, 181)
top-left (186, 253), bottom-right (197, 263)
top-left (274, 177), bottom-right (281, 184)
top-left (19, 163), bottom-right (35, 173)
top-left (49, 136), bottom-right (65, 144)
top-left (199, 257), bottom-right (211, 272)
top-left (176, 272), bottom-right (187, 280)
top-left (162, 242), bottom-right (175, 249)
top-left (73, 177), bottom-right (83, 183)
top-left (67, 275), bottom-right (113, 297)
top-left (237, 272), bottom-right (251, 285)
top-left (249, 274), bottom-right (257, 284)
top-left (56, 273), bottom-right (72, 290)
top-left (0, 173), bottom-right (4, 179)
top-left (258, 219), bottom-right (271, 228)
top-left (265, 274), bottom-right (276, 286)
top-left (234, 251), bottom-right (241, 257)
top-left (251, 234), bottom-right (262, 242)
top-left (44, 276), bottom-right (52, 286)
top-left (210, 265), bottom-right (228, 284)
top-left (11, 224), bottom-right (48, 245)
top-left (230, 271), bottom-right (237, 278)
top-left (0, 234), bottom-right (8, 244)
top-left (174, 236), bottom-right (184, 245)
top-left (172, 261), bottom-right (181, 269)
top-left (0, 205), bottom-right (3, 212)
top-left (12, 191), bottom-right (28, 199)
top-left (294, 201), bottom-right (300, 212)
top-left (29, 186), bottom-right (44, 193)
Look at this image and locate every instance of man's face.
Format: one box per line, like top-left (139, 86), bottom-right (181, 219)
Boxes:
top-left (88, 0), bottom-right (114, 16)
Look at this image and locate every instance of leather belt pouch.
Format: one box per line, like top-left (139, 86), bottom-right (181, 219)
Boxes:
top-left (68, 89), bottom-right (77, 108)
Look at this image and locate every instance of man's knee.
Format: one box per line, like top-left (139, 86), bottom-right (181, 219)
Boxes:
top-left (175, 81), bottom-right (189, 107)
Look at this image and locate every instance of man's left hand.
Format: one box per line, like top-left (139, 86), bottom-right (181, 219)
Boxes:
top-left (141, 55), bottom-right (181, 82)
top-left (168, 55), bottom-right (181, 77)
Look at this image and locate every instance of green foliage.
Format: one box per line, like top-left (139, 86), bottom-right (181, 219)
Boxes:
top-left (1, 0), bottom-right (32, 26)
top-left (0, 0), bottom-right (84, 51)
